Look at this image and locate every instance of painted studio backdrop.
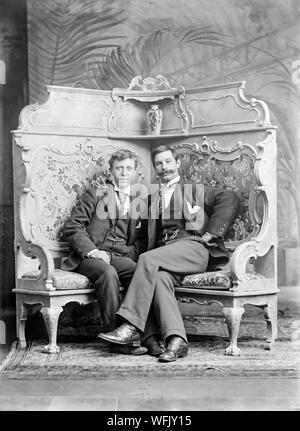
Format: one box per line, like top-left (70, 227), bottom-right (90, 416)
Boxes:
top-left (27, 0), bottom-right (300, 262)
top-left (0, 0), bottom-right (300, 341)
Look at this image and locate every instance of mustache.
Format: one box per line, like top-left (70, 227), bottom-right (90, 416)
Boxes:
top-left (158, 170), bottom-right (176, 176)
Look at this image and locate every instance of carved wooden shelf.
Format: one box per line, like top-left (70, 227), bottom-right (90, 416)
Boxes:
top-left (107, 133), bottom-right (187, 140)
top-left (107, 127), bottom-right (277, 140)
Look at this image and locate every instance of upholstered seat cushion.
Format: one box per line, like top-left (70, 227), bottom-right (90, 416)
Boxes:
top-left (179, 270), bottom-right (265, 290)
top-left (180, 271), bottom-right (232, 290)
top-left (22, 269), bottom-right (263, 292)
top-left (21, 269), bottom-right (91, 290)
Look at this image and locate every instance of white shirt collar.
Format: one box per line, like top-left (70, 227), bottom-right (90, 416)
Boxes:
top-left (113, 181), bottom-right (131, 196)
top-left (160, 175), bottom-right (180, 189)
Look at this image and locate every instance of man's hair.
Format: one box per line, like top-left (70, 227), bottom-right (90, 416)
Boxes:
top-left (151, 145), bottom-right (179, 165)
top-left (108, 149), bottom-right (138, 169)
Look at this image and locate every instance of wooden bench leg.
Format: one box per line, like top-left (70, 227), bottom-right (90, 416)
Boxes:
top-left (16, 304), bottom-right (28, 349)
top-left (40, 306), bottom-right (63, 354)
top-left (222, 306), bottom-right (244, 356)
top-left (263, 297), bottom-right (278, 350)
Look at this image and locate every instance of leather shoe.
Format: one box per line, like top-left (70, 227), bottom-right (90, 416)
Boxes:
top-left (109, 344), bottom-right (148, 356)
top-left (97, 322), bottom-right (140, 346)
top-left (158, 336), bottom-right (188, 362)
top-left (143, 336), bottom-right (166, 357)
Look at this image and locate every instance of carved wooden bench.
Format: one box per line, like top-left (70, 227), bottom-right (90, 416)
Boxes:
top-left (12, 76), bottom-right (278, 355)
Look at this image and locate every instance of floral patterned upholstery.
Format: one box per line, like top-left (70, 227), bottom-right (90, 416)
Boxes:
top-left (27, 141), bottom-right (144, 244)
top-left (179, 270), bottom-right (265, 290)
top-left (180, 271), bottom-right (232, 290)
top-left (177, 150), bottom-right (257, 243)
top-left (22, 269), bottom-right (91, 290)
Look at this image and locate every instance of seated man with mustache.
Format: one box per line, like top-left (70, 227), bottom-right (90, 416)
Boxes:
top-left (98, 145), bottom-right (240, 362)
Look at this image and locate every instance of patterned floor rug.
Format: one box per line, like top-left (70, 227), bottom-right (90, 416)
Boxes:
top-left (1, 309), bottom-right (300, 379)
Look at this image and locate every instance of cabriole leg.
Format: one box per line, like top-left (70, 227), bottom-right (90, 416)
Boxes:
top-left (263, 297), bottom-right (278, 350)
top-left (16, 303), bottom-right (28, 349)
top-left (222, 306), bottom-right (245, 356)
top-left (40, 306), bottom-right (63, 354)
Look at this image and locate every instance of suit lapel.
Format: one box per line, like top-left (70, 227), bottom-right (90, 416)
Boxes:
top-left (127, 187), bottom-right (142, 244)
top-left (100, 184), bottom-right (118, 222)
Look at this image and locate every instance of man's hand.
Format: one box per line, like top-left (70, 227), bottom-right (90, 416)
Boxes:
top-left (200, 232), bottom-right (217, 247)
top-left (87, 249), bottom-right (111, 264)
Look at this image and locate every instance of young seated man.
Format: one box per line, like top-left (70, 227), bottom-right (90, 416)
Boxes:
top-left (62, 149), bottom-right (148, 355)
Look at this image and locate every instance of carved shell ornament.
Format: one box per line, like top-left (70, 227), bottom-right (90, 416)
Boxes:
top-left (127, 75), bottom-right (175, 92)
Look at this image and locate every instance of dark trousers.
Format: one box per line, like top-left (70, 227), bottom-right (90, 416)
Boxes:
top-left (77, 255), bottom-right (136, 331)
top-left (117, 238), bottom-right (209, 343)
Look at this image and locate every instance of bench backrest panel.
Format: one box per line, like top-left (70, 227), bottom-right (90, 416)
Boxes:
top-left (12, 78), bottom-right (276, 259)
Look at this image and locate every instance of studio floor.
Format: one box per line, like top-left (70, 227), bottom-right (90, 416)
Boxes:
top-left (0, 285), bottom-right (299, 412)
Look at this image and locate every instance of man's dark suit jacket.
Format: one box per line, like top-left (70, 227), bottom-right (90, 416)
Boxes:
top-left (62, 178), bottom-right (240, 272)
top-left (147, 179), bottom-right (240, 270)
top-left (62, 183), bottom-right (147, 271)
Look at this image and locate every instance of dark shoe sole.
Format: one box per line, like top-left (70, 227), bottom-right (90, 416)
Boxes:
top-left (147, 348), bottom-right (166, 357)
top-left (110, 345), bottom-right (148, 356)
top-left (142, 338), bottom-right (166, 356)
top-left (158, 350), bottom-right (188, 363)
top-left (97, 333), bottom-right (140, 347)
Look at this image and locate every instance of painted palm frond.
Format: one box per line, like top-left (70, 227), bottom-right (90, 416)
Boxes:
top-left (85, 26), bottom-right (229, 89)
top-left (258, 68), bottom-right (300, 108)
top-left (28, 0), bottom-right (126, 102)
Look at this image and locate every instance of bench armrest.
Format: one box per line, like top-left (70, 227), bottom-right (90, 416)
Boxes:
top-left (20, 242), bottom-right (56, 291)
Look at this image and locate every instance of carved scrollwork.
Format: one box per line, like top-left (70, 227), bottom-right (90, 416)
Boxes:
top-left (18, 103), bottom-right (41, 131)
top-left (17, 86), bottom-right (112, 134)
top-left (20, 242), bottom-right (55, 290)
top-left (172, 137), bottom-right (258, 159)
top-left (177, 296), bottom-right (224, 308)
top-left (171, 140), bottom-right (209, 156)
top-left (178, 87), bottom-right (189, 134)
top-left (238, 81), bottom-right (271, 127)
top-left (126, 75), bottom-right (176, 92)
top-left (23, 301), bottom-right (44, 314)
top-left (186, 81), bottom-right (271, 131)
top-left (110, 75), bottom-right (189, 134)
top-left (112, 74), bottom-right (185, 103)
top-left (209, 139), bottom-right (259, 158)
top-left (231, 129), bottom-right (277, 288)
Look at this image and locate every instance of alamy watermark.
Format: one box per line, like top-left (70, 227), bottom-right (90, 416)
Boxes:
top-left (95, 182), bottom-right (206, 230)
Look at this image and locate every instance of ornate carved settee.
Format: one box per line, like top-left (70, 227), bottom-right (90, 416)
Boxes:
top-left (12, 76), bottom-right (278, 355)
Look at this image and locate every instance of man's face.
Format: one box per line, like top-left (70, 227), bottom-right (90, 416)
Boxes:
top-left (111, 158), bottom-right (137, 189)
top-left (153, 150), bottom-right (180, 183)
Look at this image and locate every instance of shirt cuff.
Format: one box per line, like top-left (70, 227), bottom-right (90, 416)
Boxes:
top-left (205, 231), bottom-right (218, 238)
top-left (86, 249), bottom-right (98, 257)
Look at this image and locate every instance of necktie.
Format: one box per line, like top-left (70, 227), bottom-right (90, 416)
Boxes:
top-left (117, 191), bottom-right (127, 217)
top-left (158, 189), bottom-right (163, 215)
